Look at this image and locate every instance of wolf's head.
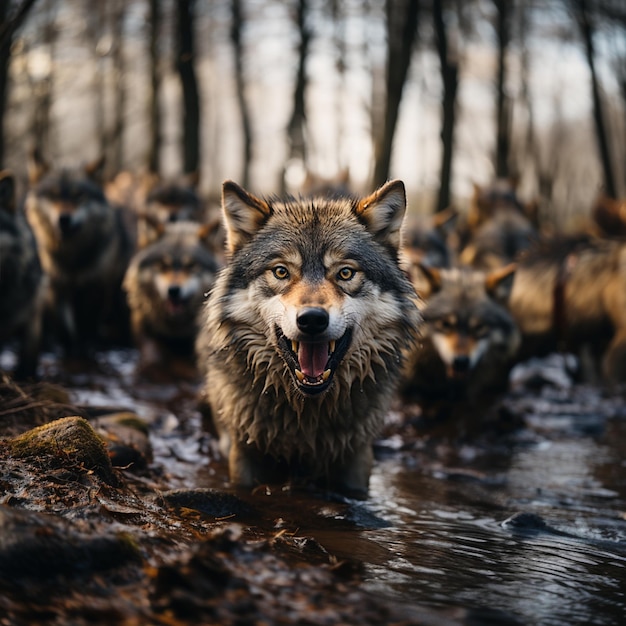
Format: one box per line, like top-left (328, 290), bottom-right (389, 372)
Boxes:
top-left (417, 263), bottom-right (519, 380)
top-left (209, 179), bottom-right (419, 399)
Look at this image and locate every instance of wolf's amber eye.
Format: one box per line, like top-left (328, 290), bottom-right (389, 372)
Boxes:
top-left (272, 265), bottom-right (290, 280)
top-left (337, 267), bottom-right (355, 281)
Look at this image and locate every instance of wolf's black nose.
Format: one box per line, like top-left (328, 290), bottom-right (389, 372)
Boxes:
top-left (168, 285), bottom-right (182, 302)
top-left (452, 355), bottom-right (470, 373)
top-left (297, 307), bottom-right (329, 335)
top-left (58, 214), bottom-right (73, 233)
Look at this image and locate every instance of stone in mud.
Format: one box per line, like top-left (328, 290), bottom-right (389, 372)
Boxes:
top-left (95, 411), bottom-right (153, 470)
top-left (8, 415), bottom-right (119, 485)
top-left (0, 505), bottom-right (142, 580)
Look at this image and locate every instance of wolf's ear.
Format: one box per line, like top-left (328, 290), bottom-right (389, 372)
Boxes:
top-left (85, 155), bottom-right (106, 184)
top-left (413, 262), bottom-right (442, 298)
top-left (356, 179), bottom-right (406, 251)
top-left (28, 147), bottom-right (49, 185)
top-left (485, 263), bottom-right (516, 303)
top-left (0, 170), bottom-right (16, 213)
top-left (222, 180), bottom-right (272, 254)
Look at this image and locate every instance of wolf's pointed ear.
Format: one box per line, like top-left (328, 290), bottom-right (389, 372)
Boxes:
top-left (222, 180), bottom-right (272, 254)
top-left (356, 179), bottom-right (406, 251)
top-left (0, 170), bottom-right (16, 213)
top-left (28, 147), bottom-right (49, 185)
top-left (486, 263), bottom-right (516, 303)
top-left (414, 262), bottom-right (442, 298)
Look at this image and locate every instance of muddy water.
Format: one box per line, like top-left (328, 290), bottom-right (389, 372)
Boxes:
top-left (9, 348), bottom-right (626, 625)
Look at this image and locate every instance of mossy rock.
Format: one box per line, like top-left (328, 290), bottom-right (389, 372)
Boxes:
top-left (8, 416), bottom-right (119, 485)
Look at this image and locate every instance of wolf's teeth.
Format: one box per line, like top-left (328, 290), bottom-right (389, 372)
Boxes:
top-left (291, 340), bottom-right (299, 353)
top-left (295, 369), bottom-right (305, 382)
top-left (329, 340), bottom-right (336, 354)
top-left (322, 369), bottom-right (331, 381)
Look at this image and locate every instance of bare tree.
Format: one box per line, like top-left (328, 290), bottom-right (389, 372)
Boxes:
top-left (372, 0), bottom-right (419, 188)
top-left (148, 0), bottom-right (162, 174)
top-left (0, 0), bottom-right (38, 167)
top-left (231, 0), bottom-right (253, 187)
top-left (573, 0), bottom-right (617, 198)
top-left (433, 0), bottom-right (459, 213)
top-left (176, 0), bottom-right (201, 176)
top-left (493, 0), bottom-right (512, 178)
top-left (110, 0), bottom-right (126, 173)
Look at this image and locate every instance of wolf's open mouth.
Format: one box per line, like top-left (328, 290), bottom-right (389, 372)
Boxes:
top-left (277, 327), bottom-right (353, 395)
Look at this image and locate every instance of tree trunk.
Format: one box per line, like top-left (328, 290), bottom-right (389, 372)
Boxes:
top-left (110, 0), bottom-right (126, 173)
top-left (148, 0), bottom-right (162, 174)
top-left (283, 0), bottom-right (311, 192)
top-left (433, 0), bottom-right (458, 214)
top-left (372, 0), bottom-right (419, 189)
top-left (230, 0), bottom-right (252, 187)
top-left (176, 0), bottom-right (201, 176)
top-left (575, 0), bottom-right (617, 198)
top-left (0, 0), bottom-right (38, 167)
top-left (494, 0), bottom-right (511, 178)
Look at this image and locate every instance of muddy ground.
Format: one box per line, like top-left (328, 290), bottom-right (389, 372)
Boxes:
top-left (1, 349), bottom-right (625, 625)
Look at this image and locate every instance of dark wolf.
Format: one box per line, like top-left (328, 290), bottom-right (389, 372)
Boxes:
top-left (25, 150), bottom-right (133, 355)
top-left (123, 220), bottom-right (221, 381)
top-left (509, 235), bottom-right (626, 383)
top-left (401, 263), bottom-right (519, 411)
top-left (196, 179), bottom-right (420, 497)
top-left (0, 171), bottom-right (46, 378)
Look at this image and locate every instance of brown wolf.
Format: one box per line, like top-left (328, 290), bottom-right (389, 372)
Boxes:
top-left (0, 171), bottom-right (47, 378)
top-left (509, 235), bottom-right (626, 383)
top-left (25, 150), bottom-right (133, 356)
top-left (196, 179), bottom-right (420, 497)
top-left (401, 263), bottom-right (519, 411)
top-left (123, 220), bottom-right (221, 381)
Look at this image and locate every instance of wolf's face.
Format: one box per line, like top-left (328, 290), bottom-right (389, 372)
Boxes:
top-left (418, 264), bottom-right (519, 380)
top-left (213, 179), bottom-right (418, 399)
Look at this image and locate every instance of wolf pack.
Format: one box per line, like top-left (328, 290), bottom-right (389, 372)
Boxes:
top-left (1, 152), bottom-right (625, 497)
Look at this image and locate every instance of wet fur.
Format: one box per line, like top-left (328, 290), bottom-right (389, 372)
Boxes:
top-left (196, 180), bottom-right (420, 496)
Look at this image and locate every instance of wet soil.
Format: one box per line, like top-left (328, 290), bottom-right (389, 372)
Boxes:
top-left (1, 349), bottom-right (625, 625)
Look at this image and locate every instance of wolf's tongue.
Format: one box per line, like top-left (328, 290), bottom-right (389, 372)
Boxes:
top-left (298, 342), bottom-right (329, 378)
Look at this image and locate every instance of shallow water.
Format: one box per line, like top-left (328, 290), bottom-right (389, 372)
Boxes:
top-left (6, 348), bottom-right (626, 625)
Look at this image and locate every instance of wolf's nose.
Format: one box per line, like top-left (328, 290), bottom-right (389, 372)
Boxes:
top-left (58, 214), bottom-right (73, 232)
top-left (168, 285), bottom-right (182, 301)
top-left (297, 307), bottom-right (329, 335)
top-left (452, 355), bottom-right (470, 373)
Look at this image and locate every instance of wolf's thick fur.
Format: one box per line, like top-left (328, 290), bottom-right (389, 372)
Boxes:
top-left (25, 151), bottom-right (133, 354)
top-left (509, 236), bottom-right (626, 382)
top-left (196, 180), bottom-right (420, 496)
top-left (402, 264), bottom-right (519, 407)
top-left (0, 171), bottom-right (46, 378)
top-left (123, 220), bottom-right (220, 380)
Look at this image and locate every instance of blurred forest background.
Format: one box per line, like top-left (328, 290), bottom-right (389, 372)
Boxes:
top-left (0, 0), bottom-right (625, 228)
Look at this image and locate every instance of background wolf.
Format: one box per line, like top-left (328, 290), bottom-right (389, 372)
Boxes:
top-left (124, 220), bottom-right (220, 380)
top-left (25, 151), bottom-right (133, 355)
top-left (0, 171), bottom-right (46, 378)
top-left (196, 179), bottom-right (420, 497)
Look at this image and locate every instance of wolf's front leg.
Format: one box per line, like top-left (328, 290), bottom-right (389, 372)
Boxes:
top-left (331, 444), bottom-right (373, 499)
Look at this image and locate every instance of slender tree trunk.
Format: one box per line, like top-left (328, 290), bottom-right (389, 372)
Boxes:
top-left (110, 0), bottom-right (126, 173)
top-left (494, 0), bottom-right (511, 178)
top-left (284, 0), bottom-right (311, 191)
top-left (148, 0), bottom-right (162, 174)
top-left (0, 0), bottom-right (38, 167)
top-left (433, 0), bottom-right (458, 213)
top-left (372, 0), bottom-right (419, 188)
top-left (230, 0), bottom-right (252, 187)
top-left (176, 0), bottom-right (201, 176)
top-left (575, 0), bottom-right (617, 198)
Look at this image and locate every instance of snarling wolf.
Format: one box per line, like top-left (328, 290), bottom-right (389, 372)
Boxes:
top-left (509, 235), bottom-right (626, 383)
top-left (0, 171), bottom-right (46, 378)
top-left (25, 150), bottom-right (133, 355)
top-left (401, 263), bottom-right (519, 408)
top-left (123, 220), bottom-right (220, 380)
top-left (196, 179), bottom-right (420, 496)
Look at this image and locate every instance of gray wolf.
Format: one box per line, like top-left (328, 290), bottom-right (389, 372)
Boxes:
top-left (0, 171), bottom-right (46, 378)
top-left (123, 220), bottom-right (220, 381)
top-left (401, 263), bottom-right (519, 410)
top-left (196, 179), bottom-right (420, 497)
top-left (25, 150), bottom-right (133, 355)
top-left (459, 179), bottom-right (537, 271)
top-left (509, 235), bottom-right (626, 383)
